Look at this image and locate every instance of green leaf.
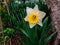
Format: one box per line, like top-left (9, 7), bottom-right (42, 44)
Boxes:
top-left (44, 31), bottom-right (56, 45)
top-left (39, 17), bottom-right (49, 45)
top-left (4, 28), bottom-right (15, 35)
top-left (11, 15), bottom-right (18, 26)
top-left (20, 29), bottom-right (30, 38)
top-left (41, 17), bottom-right (48, 32)
top-left (45, 23), bottom-right (52, 35)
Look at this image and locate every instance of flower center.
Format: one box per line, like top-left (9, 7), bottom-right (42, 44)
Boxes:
top-left (27, 13), bottom-right (39, 24)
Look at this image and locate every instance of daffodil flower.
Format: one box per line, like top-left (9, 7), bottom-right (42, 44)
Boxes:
top-left (24, 5), bottom-right (46, 28)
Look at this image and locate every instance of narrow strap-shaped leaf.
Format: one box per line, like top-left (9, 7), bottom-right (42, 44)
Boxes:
top-left (44, 31), bottom-right (56, 45)
top-left (21, 29), bottom-right (30, 38)
top-left (39, 17), bottom-right (48, 45)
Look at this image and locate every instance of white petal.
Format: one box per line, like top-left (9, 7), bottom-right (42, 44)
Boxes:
top-left (24, 16), bottom-right (28, 21)
top-left (39, 11), bottom-right (46, 20)
top-left (34, 5), bottom-right (38, 10)
top-left (33, 5), bottom-right (39, 14)
top-left (37, 20), bottom-right (43, 26)
top-left (29, 24), bottom-right (36, 28)
top-left (26, 7), bottom-right (33, 15)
